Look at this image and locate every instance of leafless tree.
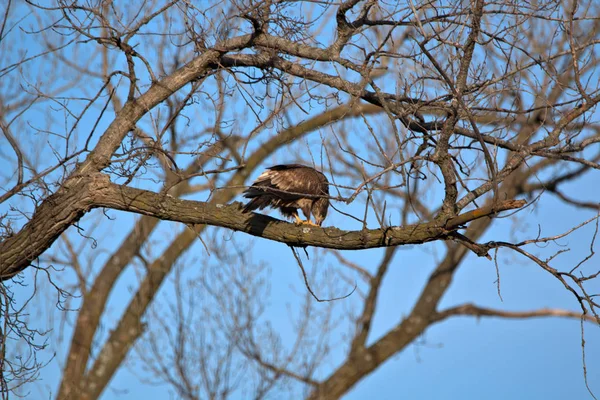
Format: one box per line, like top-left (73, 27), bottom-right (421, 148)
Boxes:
top-left (1, 0), bottom-right (599, 399)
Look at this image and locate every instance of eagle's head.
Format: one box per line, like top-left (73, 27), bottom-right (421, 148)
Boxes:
top-left (312, 197), bottom-right (329, 226)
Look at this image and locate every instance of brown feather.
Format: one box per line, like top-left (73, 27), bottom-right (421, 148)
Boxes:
top-left (242, 164), bottom-right (330, 226)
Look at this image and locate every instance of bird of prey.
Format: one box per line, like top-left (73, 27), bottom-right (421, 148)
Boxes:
top-left (242, 164), bottom-right (330, 226)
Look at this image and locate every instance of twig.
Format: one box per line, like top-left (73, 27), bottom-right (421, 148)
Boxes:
top-left (289, 247), bottom-right (355, 302)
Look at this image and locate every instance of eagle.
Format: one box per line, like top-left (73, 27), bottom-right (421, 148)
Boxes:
top-left (242, 164), bottom-right (330, 226)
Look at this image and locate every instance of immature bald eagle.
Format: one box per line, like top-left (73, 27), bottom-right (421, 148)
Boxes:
top-left (242, 164), bottom-right (330, 226)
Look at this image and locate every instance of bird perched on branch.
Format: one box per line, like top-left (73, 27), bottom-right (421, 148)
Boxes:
top-left (242, 164), bottom-right (330, 226)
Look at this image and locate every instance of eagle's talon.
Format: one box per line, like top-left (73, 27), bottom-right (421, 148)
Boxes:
top-left (293, 214), bottom-right (304, 225)
top-left (294, 215), bottom-right (318, 226)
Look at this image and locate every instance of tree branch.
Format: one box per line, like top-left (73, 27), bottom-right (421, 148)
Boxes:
top-left (0, 172), bottom-right (528, 281)
top-left (92, 177), bottom-right (527, 251)
top-left (431, 304), bottom-right (599, 324)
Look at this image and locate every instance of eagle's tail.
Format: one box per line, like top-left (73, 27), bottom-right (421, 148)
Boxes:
top-left (242, 195), bottom-right (271, 213)
top-left (242, 182), bottom-right (271, 213)
top-left (242, 198), bottom-right (259, 213)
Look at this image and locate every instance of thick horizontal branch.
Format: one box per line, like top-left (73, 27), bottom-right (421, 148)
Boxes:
top-left (90, 177), bottom-right (528, 251)
top-left (0, 173), bottom-right (529, 280)
top-left (94, 176), bottom-right (445, 249)
top-left (0, 173), bottom-right (528, 280)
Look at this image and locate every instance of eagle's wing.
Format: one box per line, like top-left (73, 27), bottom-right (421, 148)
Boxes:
top-left (242, 165), bottom-right (324, 213)
top-left (260, 165), bottom-right (323, 199)
top-left (245, 165), bottom-right (320, 199)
